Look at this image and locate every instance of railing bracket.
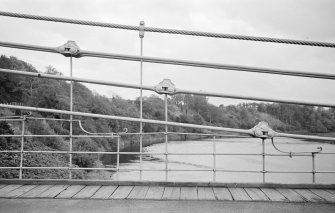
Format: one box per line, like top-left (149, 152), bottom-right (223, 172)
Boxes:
top-left (154, 79), bottom-right (176, 95)
top-left (57, 40), bottom-right (81, 58)
top-left (250, 121), bottom-right (276, 139)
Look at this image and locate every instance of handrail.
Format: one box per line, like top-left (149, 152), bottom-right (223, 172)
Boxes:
top-left (0, 103), bottom-right (253, 135)
top-left (1, 41), bottom-right (335, 80)
top-left (1, 68), bottom-right (334, 108)
top-left (1, 104), bottom-right (335, 142)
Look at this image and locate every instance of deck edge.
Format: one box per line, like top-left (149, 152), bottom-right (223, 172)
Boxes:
top-left (1, 179), bottom-right (335, 189)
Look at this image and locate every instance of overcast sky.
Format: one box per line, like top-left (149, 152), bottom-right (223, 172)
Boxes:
top-left (0, 0), bottom-right (334, 106)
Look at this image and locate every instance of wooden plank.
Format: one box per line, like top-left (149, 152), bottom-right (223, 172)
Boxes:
top-left (197, 187), bottom-right (215, 200)
top-left (110, 186), bottom-right (133, 199)
top-left (91, 186), bottom-right (117, 199)
top-left (180, 187), bottom-right (198, 200)
top-left (2, 185), bottom-right (37, 198)
top-left (56, 185), bottom-right (85, 198)
top-left (228, 187), bottom-right (251, 201)
top-left (244, 188), bottom-right (269, 201)
top-left (295, 189), bottom-right (325, 202)
top-left (326, 190), bottom-right (335, 196)
top-left (261, 188), bottom-right (287, 202)
top-left (310, 189), bottom-right (335, 203)
top-left (277, 188), bottom-right (304, 202)
top-left (72, 185), bottom-right (101, 199)
top-left (162, 187), bottom-right (180, 200)
top-left (145, 186), bottom-right (164, 200)
top-left (36, 185), bottom-right (69, 198)
top-left (213, 187), bottom-right (233, 201)
top-left (20, 185), bottom-right (53, 198)
top-left (127, 186), bottom-right (149, 199)
top-left (0, 185), bottom-right (23, 197)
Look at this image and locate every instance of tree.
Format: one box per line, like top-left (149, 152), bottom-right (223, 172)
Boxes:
top-left (45, 65), bottom-right (62, 75)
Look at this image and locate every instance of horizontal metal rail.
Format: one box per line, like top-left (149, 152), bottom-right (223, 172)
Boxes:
top-left (1, 104), bottom-right (335, 141)
top-left (0, 68), bottom-right (152, 91)
top-left (1, 167), bottom-right (334, 174)
top-left (0, 134), bottom-right (116, 138)
top-left (1, 68), bottom-right (335, 108)
top-left (0, 133), bottom-right (245, 138)
top-left (2, 150), bottom-right (334, 156)
top-left (0, 104), bottom-right (252, 135)
top-left (1, 11), bottom-right (334, 48)
top-left (1, 41), bottom-right (335, 80)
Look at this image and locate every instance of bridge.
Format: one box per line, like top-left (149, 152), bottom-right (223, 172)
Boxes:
top-left (0, 11), bottom-right (335, 212)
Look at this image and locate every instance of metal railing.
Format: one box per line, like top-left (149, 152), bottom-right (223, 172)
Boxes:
top-left (0, 12), bottom-right (335, 183)
top-left (0, 115), bottom-right (334, 183)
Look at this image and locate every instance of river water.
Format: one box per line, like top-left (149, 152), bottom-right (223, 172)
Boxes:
top-left (102, 138), bottom-right (335, 184)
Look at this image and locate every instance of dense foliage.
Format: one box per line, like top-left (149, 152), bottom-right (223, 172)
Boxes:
top-left (0, 55), bottom-right (334, 178)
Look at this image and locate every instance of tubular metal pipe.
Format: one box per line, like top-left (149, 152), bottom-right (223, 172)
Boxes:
top-left (0, 68), bottom-right (154, 91)
top-left (213, 136), bottom-right (216, 182)
top-left (0, 135), bottom-right (116, 138)
top-left (0, 118), bottom-right (25, 121)
top-left (1, 167), bottom-right (334, 174)
top-left (1, 68), bottom-right (334, 108)
top-left (312, 153), bottom-right (316, 183)
top-left (19, 119), bottom-right (25, 179)
top-left (1, 41), bottom-right (335, 80)
top-left (69, 56), bottom-right (73, 179)
top-left (139, 25), bottom-right (144, 180)
top-left (1, 68), bottom-right (335, 108)
top-left (262, 138), bottom-right (265, 183)
top-left (116, 136), bottom-right (120, 180)
top-left (2, 104), bottom-right (335, 141)
top-left (167, 132), bottom-right (248, 137)
top-left (1, 150), bottom-right (332, 156)
top-left (164, 94), bottom-right (168, 181)
top-left (0, 41), bottom-right (57, 53)
top-left (277, 132), bottom-right (335, 141)
top-left (0, 104), bottom-right (253, 136)
top-left (2, 133), bottom-right (333, 144)
top-left (177, 89), bottom-right (335, 108)
top-left (0, 167), bottom-right (68, 170)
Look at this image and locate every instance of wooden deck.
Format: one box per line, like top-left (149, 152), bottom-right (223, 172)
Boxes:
top-left (0, 182), bottom-right (335, 203)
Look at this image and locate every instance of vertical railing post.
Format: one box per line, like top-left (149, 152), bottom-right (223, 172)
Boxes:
top-left (164, 94), bottom-right (168, 181)
top-left (116, 136), bottom-right (120, 180)
top-left (69, 56), bottom-right (73, 179)
top-left (139, 21), bottom-right (145, 181)
top-left (213, 135), bottom-right (216, 182)
top-left (262, 138), bottom-right (266, 183)
top-left (312, 152), bottom-right (316, 183)
top-left (19, 116), bottom-right (25, 179)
